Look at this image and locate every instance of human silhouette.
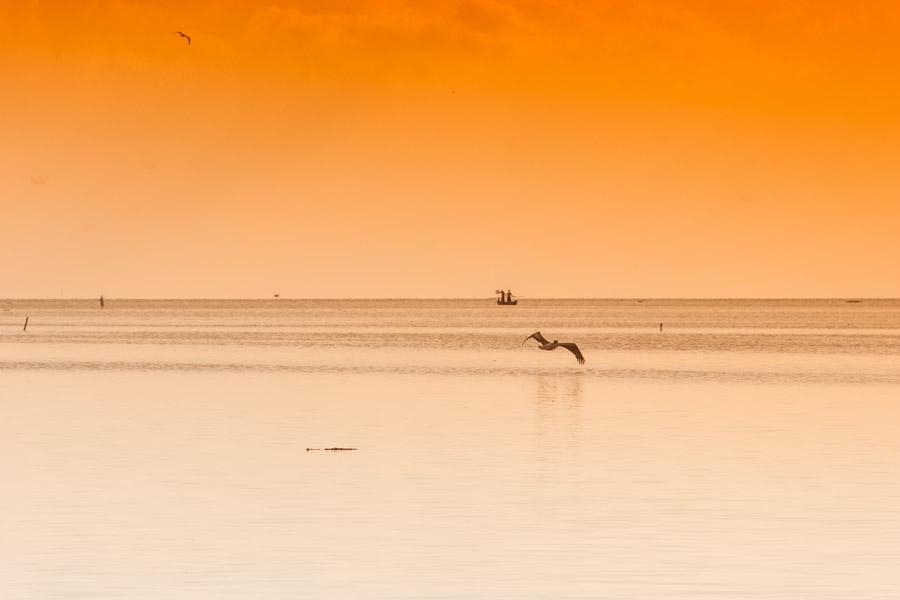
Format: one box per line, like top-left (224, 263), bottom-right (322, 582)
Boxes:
top-left (100, 295), bottom-right (105, 309)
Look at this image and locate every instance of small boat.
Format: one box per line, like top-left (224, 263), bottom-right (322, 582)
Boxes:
top-left (496, 290), bottom-right (518, 305)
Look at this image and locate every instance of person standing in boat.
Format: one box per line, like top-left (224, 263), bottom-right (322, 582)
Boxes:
top-left (506, 290), bottom-right (512, 303)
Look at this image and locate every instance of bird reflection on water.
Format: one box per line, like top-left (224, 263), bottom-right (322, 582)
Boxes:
top-left (534, 374), bottom-right (585, 453)
top-left (535, 373), bottom-right (584, 404)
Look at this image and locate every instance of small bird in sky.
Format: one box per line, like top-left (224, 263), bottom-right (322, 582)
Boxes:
top-left (173, 31), bottom-right (191, 46)
top-left (523, 331), bottom-right (586, 365)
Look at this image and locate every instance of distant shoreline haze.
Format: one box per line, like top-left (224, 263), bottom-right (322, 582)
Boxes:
top-left (2, 297), bottom-right (898, 302)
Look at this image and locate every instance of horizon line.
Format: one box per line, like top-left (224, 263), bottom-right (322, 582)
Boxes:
top-left (2, 296), bottom-right (896, 301)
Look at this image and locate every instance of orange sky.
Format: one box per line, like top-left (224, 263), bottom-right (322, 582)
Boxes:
top-left (2, 1), bottom-right (899, 297)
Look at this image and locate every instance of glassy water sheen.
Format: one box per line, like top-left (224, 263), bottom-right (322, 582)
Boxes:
top-left (2, 299), bottom-right (900, 599)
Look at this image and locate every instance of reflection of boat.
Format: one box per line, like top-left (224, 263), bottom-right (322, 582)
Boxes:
top-left (495, 289), bottom-right (518, 305)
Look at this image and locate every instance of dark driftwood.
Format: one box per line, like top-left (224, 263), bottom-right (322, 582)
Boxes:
top-left (23, 317), bottom-right (29, 332)
top-left (306, 447), bottom-right (358, 451)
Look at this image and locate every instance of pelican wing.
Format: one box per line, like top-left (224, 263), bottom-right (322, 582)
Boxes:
top-left (559, 342), bottom-right (585, 364)
top-left (523, 331), bottom-right (550, 346)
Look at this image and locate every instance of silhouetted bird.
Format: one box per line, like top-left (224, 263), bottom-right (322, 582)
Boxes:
top-left (173, 31), bottom-right (191, 45)
top-left (522, 331), bottom-right (585, 364)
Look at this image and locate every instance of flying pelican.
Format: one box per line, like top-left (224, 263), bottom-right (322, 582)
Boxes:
top-left (173, 31), bottom-right (191, 45)
top-left (522, 331), bottom-right (585, 364)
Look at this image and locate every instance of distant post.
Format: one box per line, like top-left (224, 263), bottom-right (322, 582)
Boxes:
top-left (100, 295), bottom-right (105, 309)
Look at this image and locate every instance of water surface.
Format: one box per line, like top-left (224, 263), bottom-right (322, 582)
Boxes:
top-left (2, 299), bottom-right (900, 598)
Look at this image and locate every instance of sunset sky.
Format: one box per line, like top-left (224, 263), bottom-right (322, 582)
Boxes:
top-left (2, 1), bottom-right (899, 298)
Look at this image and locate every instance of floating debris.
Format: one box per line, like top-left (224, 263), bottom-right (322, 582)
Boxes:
top-left (306, 447), bottom-right (358, 451)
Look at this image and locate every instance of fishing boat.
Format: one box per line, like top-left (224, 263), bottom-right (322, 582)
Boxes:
top-left (496, 290), bottom-right (518, 305)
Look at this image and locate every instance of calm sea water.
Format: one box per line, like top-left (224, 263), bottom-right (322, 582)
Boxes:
top-left (2, 299), bottom-right (900, 599)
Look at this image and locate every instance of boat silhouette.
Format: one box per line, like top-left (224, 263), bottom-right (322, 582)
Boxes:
top-left (496, 289), bottom-right (518, 305)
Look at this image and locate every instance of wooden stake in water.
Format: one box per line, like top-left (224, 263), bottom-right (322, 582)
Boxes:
top-left (23, 316), bottom-right (29, 332)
